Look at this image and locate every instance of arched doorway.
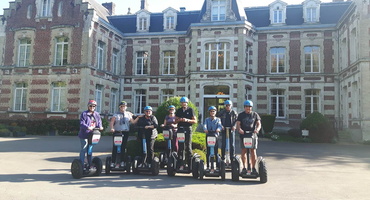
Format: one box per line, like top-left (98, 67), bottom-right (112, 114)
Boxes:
top-left (203, 85), bottom-right (230, 122)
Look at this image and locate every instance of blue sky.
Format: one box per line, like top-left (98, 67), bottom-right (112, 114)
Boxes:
top-left (0, 0), bottom-right (333, 16)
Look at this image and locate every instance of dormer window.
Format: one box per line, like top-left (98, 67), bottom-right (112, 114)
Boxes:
top-left (303, 0), bottom-right (320, 23)
top-left (269, 0), bottom-right (287, 25)
top-left (136, 10), bottom-right (150, 32)
top-left (163, 8), bottom-right (178, 31)
top-left (211, 0), bottom-right (226, 21)
top-left (36, 0), bottom-right (54, 18)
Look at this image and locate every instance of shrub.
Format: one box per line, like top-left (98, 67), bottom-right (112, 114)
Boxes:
top-left (260, 114), bottom-right (276, 134)
top-left (155, 96), bottom-right (199, 132)
top-left (287, 128), bottom-right (302, 138)
top-left (300, 112), bottom-right (336, 143)
top-left (154, 131), bottom-right (206, 152)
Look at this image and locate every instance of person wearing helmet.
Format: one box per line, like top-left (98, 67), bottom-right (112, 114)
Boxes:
top-left (136, 106), bottom-right (158, 165)
top-left (78, 100), bottom-right (104, 167)
top-left (109, 101), bottom-right (137, 168)
top-left (236, 100), bottom-right (261, 175)
top-left (216, 100), bottom-right (238, 161)
top-left (175, 96), bottom-right (197, 170)
top-left (161, 105), bottom-right (178, 152)
top-left (203, 106), bottom-right (222, 171)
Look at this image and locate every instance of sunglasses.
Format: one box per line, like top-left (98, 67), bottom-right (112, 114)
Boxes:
top-left (89, 105), bottom-right (96, 108)
top-left (225, 105), bottom-right (231, 107)
top-left (145, 110), bottom-right (152, 112)
top-left (210, 110), bottom-right (216, 112)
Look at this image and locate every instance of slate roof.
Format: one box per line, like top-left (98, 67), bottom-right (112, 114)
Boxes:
top-left (107, 1), bottom-right (352, 34)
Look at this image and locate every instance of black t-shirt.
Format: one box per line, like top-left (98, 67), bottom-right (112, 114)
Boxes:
top-left (236, 111), bottom-right (261, 132)
top-left (176, 107), bottom-right (195, 127)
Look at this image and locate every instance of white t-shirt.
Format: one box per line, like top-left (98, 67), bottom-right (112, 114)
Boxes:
top-left (113, 112), bottom-right (132, 131)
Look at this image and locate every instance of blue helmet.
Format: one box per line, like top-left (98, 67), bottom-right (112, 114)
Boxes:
top-left (144, 106), bottom-right (152, 111)
top-left (224, 100), bottom-right (232, 105)
top-left (208, 106), bottom-right (217, 111)
top-left (180, 97), bottom-right (189, 103)
top-left (244, 100), bottom-right (253, 107)
top-left (168, 105), bottom-right (175, 110)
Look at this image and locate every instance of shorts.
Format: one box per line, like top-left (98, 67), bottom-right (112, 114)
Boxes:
top-left (239, 133), bottom-right (258, 149)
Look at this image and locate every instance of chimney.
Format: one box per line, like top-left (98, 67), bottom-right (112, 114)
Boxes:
top-left (180, 7), bottom-right (186, 12)
top-left (102, 2), bottom-right (115, 15)
top-left (141, 0), bottom-right (148, 10)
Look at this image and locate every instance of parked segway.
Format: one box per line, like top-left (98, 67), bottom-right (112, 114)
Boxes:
top-left (105, 131), bottom-right (131, 175)
top-left (131, 126), bottom-right (159, 175)
top-left (71, 129), bottom-right (103, 179)
top-left (231, 131), bottom-right (267, 183)
top-left (198, 131), bottom-right (225, 180)
top-left (159, 126), bottom-right (174, 168)
top-left (167, 126), bottom-right (201, 179)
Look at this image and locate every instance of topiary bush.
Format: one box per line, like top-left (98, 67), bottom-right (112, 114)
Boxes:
top-left (260, 114), bottom-right (276, 134)
top-left (155, 96), bottom-right (199, 132)
top-left (300, 112), bottom-right (336, 143)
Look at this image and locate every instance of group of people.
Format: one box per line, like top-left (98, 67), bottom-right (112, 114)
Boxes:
top-left (78, 97), bottom-right (261, 174)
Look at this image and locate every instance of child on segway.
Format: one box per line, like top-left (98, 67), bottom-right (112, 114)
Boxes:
top-left (106, 101), bottom-right (136, 174)
top-left (160, 105), bottom-right (178, 168)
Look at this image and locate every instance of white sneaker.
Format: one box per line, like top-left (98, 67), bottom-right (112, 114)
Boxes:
top-left (120, 162), bottom-right (125, 167)
top-left (110, 163), bottom-right (115, 168)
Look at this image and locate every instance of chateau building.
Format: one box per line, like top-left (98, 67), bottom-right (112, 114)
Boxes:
top-left (0, 0), bottom-right (369, 141)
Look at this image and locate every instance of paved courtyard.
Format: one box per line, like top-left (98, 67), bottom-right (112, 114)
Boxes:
top-left (0, 136), bottom-right (369, 200)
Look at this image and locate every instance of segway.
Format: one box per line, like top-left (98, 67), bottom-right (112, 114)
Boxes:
top-left (166, 126), bottom-right (201, 179)
top-left (71, 129), bottom-right (103, 179)
top-left (223, 127), bottom-right (233, 170)
top-left (159, 126), bottom-right (174, 168)
top-left (231, 131), bottom-right (267, 183)
top-left (105, 131), bottom-right (131, 175)
top-left (198, 131), bottom-right (225, 180)
top-left (131, 126), bottom-right (159, 175)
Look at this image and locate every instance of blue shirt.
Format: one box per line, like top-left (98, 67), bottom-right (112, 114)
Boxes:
top-left (203, 117), bottom-right (222, 133)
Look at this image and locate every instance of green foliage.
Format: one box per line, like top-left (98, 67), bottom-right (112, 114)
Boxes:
top-left (193, 149), bottom-right (206, 162)
top-left (154, 131), bottom-right (206, 152)
top-left (300, 112), bottom-right (336, 143)
top-left (126, 139), bottom-right (141, 158)
top-left (287, 128), bottom-right (302, 138)
top-left (260, 114), bottom-right (276, 133)
top-left (155, 96), bottom-right (199, 132)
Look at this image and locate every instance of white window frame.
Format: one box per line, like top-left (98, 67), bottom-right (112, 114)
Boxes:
top-left (97, 41), bottom-right (105, 70)
top-left (14, 83), bottom-right (27, 111)
top-left (273, 8), bottom-right (283, 24)
top-left (110, 88), bottom-right (118, 113)
top-left (304, 46), bottom-right (320, 73)
top-left (205, 42), bottom-right (230, 71)
top-left (271, 89), bottom-right (286, 118)
top-left (270, 47), bottom-right (286, 74)
top-left (95, 85), bottom-right (103, 113)
top-left (134, 89), bottom-right (146, 114)
top-left (51, 82), bottom-right (66, 112)
top-left (163, 51), bottom-right (175, 75)
top-left (18, 38), bottom-right (31, 67)
top-left (211, 0), bottom-right (226, 21)
top-left (136, 51), bottom-right (148, 75)
top-left (269, 1), bottom-right (287, 25)
top-left (161, 89), bottom-right (174, 103)
top-left (112, 49), bottom-right (119, 74)
top-left (303, 0), bottom-right (320, 23)
top-left (54, 37), bottom-right (68, 66)
top-left (41, 0), bottom-right (51, 17)
top-left (305, 89), bottom-right (320, 117)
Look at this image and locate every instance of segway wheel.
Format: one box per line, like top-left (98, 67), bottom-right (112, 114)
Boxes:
top-left (126, 161), bottom-right (131, 174)
top-left (199, 160), bottom-right (204, 180)
top-left (105, 157), bottom-right (111, 175)
top-left (220, 161), bottom-right (226, 181)
top-left (167, 156), bottom-right (176, 176)
top-left (71, 159), bottom-right (83, 179)
top-left (92, 157), bottom-right (103, 176)
top-left (192, 158), bottom-right (200, 179)
top-left (231, 160), bottom-right (239, 182)
top-left (159, 153), bottom-right (165, 169)
top-left (259, 157), bottom-right (268, 183)
top-left (151, 158), bottom-right (160, 176)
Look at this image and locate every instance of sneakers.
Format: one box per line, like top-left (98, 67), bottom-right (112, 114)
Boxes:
top-left (252, 168), bottom-right (258, 175)
top-left (115, 163), bottom-right (120, 168)
top-left (110, 163), bottom-right (115, 168)
top-left (242, 168), bottom-right (247, 174)
top-left (179, 165), bottom-right (184, 170)
top-left (120, 162), bottom-right (125, 167)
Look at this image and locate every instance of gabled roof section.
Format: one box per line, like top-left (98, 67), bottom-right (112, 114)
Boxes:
top-left (245, 1), bottom-right (352, 28)
top-left (84, 0), bottom-right (111, 21)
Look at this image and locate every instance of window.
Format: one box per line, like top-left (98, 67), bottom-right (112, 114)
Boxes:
top-left (304, 46), bottom-right (320, 73)
top-left (136, 51), bottom-right (148, 75)
top-left (205, 42), bottom-right (230, 70)
top-left (139, 17), bottom-right (147, 31)
top-left (273, 8), bottom-right (283, 23)
top-left (110, 89), bottom-right (118, 113)
top-left (57, 1), bottom-right (63, 17)
top-left (14, 83), bottom-right (27, 111)
top-left (95, 85), bottom-right (103, 113)
top-left (134, 89), bottom-right (146, 114)
top-left (18, 39), bottom-right (31, 67)
top-left (271, 89), bottom-right (285, 118)
top-left (211, 0), bottom-right (226, 21)
top-left (303, 0), bottom-right (320, 23)
top-left (306, 7), bottom-right (317, 22)
top-left (305, 89), bottom-right (320, 117)
top-left (112, 49), bottom-right (119, 74)
top-left (97, 41), bottom-right (105, 70)
top-left (166, 16), bottom-right (175, 29)
top-left (163, 51), bottom-right (175, 75)
top-left (41, 0), bottom-right (51, 17)
top-left (27, 5), bottom-right (33, 19)
top-left (270, 47), bottom-right (286, 73)
top-left (54, 37), bottom-right (68, 66)
top-left (161, 89), bottom-right (174, 103)
top-left (51, 82), bottom-right (66, 112)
